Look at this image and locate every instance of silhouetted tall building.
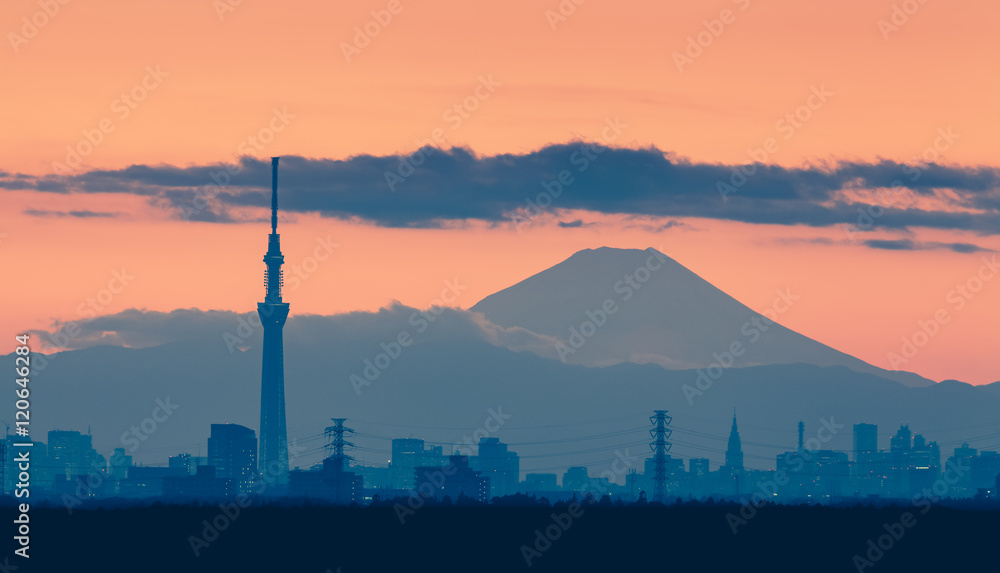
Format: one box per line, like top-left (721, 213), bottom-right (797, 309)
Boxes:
top-left (563, 467), bottom-right (589, 492)
top-left (689, 458), bottom-right (709, 477)
top-left (853, 423), bottom-right (880, 496)
top-left (207, 423), bottom-right (258, 495)
top-left (909, 433), bottom-right (941, 493)
top-left (948, 442), bottom-right (980, 495)
top-left (390, 439), bottom-right (445, 490)
top-left (109, 447), bottom-right (133, 485)
top-left (853, 423), bottom-right (878, 460)
top-left (725, 414), bottom-right (744, 471)
top-left (258, 157), bottom-right (290, 486)
top-left (471, 437), bottom-right (519, 499)
top-left (169, 453), bottom-right (197, 475)
top-left (890, 424), bottom-right (912, 452)
top-left (48, 430), bottom-right (98, 481)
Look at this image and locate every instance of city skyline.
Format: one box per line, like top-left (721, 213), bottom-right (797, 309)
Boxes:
top-left (6, 410), bottom-right (997, 506)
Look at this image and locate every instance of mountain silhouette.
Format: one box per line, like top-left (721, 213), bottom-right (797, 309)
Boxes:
top-left (472, 247), bottom-right (932, 387)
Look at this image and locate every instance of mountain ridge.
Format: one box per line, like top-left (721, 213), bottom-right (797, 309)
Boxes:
top-left (472, 247), bottom-right (934, 387)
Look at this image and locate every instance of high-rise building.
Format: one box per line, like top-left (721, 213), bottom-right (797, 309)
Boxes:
top-left (853, 423), bottom-right (878, 460)
top-left (853, 423), bottom-right (881, 496)
top-left (563, 466), bottom-right (589, 492)
top-left (725, 415), bottom-right (744, 471)
top-left (390, 439), bottom-right (446, 490)
top-left (258, 157), bottom-right (290, 486)
top-left (169, 453), bottom-right (195, 475)
top-left (110, 447), bottom-right (133, 483)
top-left (207, 424), bottom-right (258, 495)
top-left (472, 437), bottom-right (519, 499)
top-left (688, 458), bottom-right (710, 477)
top-left (909, 434), bottom-right (941, 493)
top-left (948, 442), bottom-right (979, 494)
top-left (48, 430), bottom-right (98, 481)
top-left (890, 425), bottom-right (912, 452)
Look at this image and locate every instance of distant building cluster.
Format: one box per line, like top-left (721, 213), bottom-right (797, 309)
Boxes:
top-left (3, 415), bottom-right (999, 507)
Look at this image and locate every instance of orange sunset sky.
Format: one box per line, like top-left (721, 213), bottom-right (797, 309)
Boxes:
top-left (2, 0), bottom-right (998, 384)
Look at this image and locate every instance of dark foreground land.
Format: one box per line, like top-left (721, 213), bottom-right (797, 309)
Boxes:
top-left (1, 501), bottom-right (997, 572)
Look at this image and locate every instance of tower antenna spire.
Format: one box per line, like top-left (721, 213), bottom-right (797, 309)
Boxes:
top-left (271, 157), bottom-right (279, 233)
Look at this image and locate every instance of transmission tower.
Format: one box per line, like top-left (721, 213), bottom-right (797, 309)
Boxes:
top-left (649, 410), bottom-right (672, 503)
top-left (324, 418), bottom-right (355, 471)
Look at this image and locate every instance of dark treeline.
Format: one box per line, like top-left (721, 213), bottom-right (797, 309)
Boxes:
top-left (1, 497), bottom-right (996, 572)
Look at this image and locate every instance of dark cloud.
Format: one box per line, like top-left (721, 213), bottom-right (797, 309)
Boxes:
top-left (656, 219), bottom-right (690, 231)
top-left (4, 146), bottom-right (1000, 236)
top-left (557, 219), bottom-right (585, 228)
top-left (862, 239), bottom-right (994, 253)
top-left (864, 239), bottom-right (916, 251)
top-left (24, 209), bottom-right (119, 218)
top-left (941, 242), bottom-right (994, 253)
top-left (773, 237), bottom-right (838, 247)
